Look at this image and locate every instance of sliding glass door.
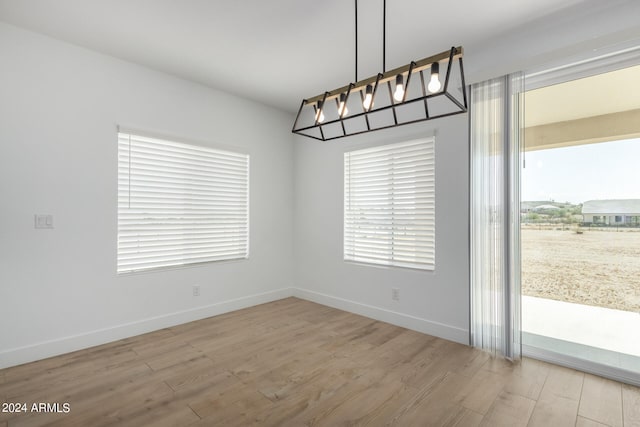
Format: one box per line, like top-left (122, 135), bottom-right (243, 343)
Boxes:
top-left (520, 63), bottom-right (640, 384)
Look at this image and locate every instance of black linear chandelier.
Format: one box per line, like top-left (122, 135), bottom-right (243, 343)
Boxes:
top-left (292, 0), bottom-right (467, 141)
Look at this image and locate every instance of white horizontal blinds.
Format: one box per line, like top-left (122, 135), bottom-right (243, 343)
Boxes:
top-left (344, 138), bottom-right (435, 270)
top-left (117, 132), bottom-right (249, 274)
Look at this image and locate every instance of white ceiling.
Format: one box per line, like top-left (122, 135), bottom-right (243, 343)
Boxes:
top-left (0, 0), bottom-right (589, 113)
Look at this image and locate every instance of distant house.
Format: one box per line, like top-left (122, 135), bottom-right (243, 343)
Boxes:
top-left (582, 199), bottom-right (640, 225)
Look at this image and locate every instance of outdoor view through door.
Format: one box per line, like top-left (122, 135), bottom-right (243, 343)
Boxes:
top-left (521, 64), bottom-right (640, 380)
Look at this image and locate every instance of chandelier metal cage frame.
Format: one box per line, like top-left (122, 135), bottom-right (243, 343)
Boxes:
top-left (292, 1), bottom-right (467, 141)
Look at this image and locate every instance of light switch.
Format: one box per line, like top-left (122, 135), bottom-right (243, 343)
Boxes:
top-left (34, 214), bottom-right (53, 229)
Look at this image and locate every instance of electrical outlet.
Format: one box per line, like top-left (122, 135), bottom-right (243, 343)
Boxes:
top-left (392, 288), bottom-right (400, 301)
top-left (192, 285), bottom-right (200, 297)
top-left (34, 214), bottom-right (54, 229)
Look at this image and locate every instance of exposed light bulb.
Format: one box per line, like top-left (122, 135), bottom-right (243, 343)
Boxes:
top-left (427, 76), bottom-right (441, 93)
top-left (363, 84), bottom-right (373, 110)
top-left (427, 62), bottom-right (441, 93)
top-left (315, 102), bottom-right (325, 123)
top-left (393, 74), bottom-right (404, 102)
top-left (338, 93), bottom-right (349, 117)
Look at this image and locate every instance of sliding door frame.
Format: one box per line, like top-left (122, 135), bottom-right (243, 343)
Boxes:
top-left (521, 45), bottom-right (640, 387)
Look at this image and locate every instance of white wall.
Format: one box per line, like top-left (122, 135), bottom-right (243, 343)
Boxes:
top-left (293, 117), bottom-right (470, 344)
top-left (0, 23), bottom-right (294, 368)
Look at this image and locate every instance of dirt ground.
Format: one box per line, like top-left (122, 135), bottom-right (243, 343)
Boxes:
top-left (521, 227), bottom-right (640, 312)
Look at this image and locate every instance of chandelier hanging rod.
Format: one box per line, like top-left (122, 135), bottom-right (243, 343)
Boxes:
top-left (305, 46), bottom-right (463, 105)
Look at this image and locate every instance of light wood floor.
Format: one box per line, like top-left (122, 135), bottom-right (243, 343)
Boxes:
top-left (1, 297), bottom-right (639, 426)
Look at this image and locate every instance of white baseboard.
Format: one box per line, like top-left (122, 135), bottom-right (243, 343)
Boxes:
top-left (1, 287), bottom-right (469, 369)
top-left (292, 287), bottom-right (469, 345)
top-left (0, 287), bottom-right (293, 369)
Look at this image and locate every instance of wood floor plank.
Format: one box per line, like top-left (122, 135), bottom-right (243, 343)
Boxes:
top-left (393, 396), bottom-right (471, 426)
top-left (479, 390), bottom-right (535, 427)
top-left (3, 347), bottom-right (140, 397)
top-left (455, 352), bottom-right (493, 379)
top-left (389, 371), bottom-right (475, 426)
top-left (5, 376), bottom-right (173, 427)
top-left (527, 364), bottom-right (584, 427)
top-left (152, 355), bottom-right (220, 392)
top-left (304, 379), bottom-right (413, 426)
top-left (250, 351), bottom-right (336, 402)
top-left (130, 333), bottom-right (186, 359)
top-left (60, 375), bottom-right (173, 425)
top-left (455, 409), bottom-right (485, 427)
top-left (173, 369), bottom-right (240, 404)
top-left (576, 416), bottom-right (610, 426)
top-left (542, 364), bottom-right (585, 400)
top-left (340, 381), bottom-right (420, 426)
top-left (622, 384), bottom-right (640, 427)
top-left (528, 395), bottom-right (580, 427)
top-left (454, 367), bottom-right (509, 414)
top-left (404, 340), bottom-right (489, 385)
top-left (501, 357), bottom-right (550, 401)
top-left (189, 382), bottom-right (272, 424)
top-left (578, 374), bottom-right (623, 427)
top-left (143, 344), bottom-right (205, 372)
top-left (251, 364), bottom-right (368, 426)
top-left (4, 360), bottom-right (153, 405)
top-left (0, 361), bottom-right (146, 423)
top-left (396, 342), bottom-right (487, 392)
top-left (105, 398), bottom-right (201, 427)
top-left (0, 297), bottom-right (636, 427)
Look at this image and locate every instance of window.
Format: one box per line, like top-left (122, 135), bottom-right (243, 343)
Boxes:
top-left (117, 131), bottom-right (249, 274)
top-left (344, 138), bottom-right (435, 270)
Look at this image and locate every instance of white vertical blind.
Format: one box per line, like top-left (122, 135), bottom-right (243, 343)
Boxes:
top-left (470, 73), bottom-right (523, 360)
top-left (344, 138), bottom-right (435, 270)
top-left (117, 132), bottom-right (249, 274)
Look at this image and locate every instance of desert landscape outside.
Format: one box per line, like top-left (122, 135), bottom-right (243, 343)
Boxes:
top-left (521, 138), bottom-right (640, 316)
top-left (521, 226), bottom-right (640, 313)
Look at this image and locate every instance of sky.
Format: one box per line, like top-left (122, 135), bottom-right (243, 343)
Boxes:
top-left (521, 138), bottom-right (640, 204)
